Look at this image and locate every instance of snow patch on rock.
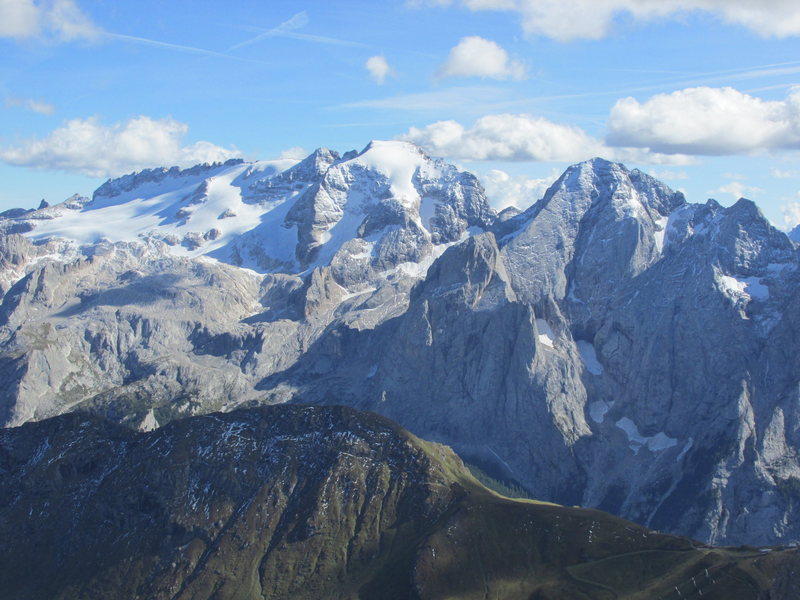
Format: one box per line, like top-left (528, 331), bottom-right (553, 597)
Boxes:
top-left (615, 417), bottom-right (678, 454)
top-left (536, 319), bottom-right (555, 348)
top-left (588, 400), bottom-right (612, 424)
top-left (577, 340), bottom-right (603, 375)
top-left (717, 273), bottom-right (769, 302)
top-left (139, 409), bottom-right (159, 432)
top-left (653, 214), bottom-right (669, 252)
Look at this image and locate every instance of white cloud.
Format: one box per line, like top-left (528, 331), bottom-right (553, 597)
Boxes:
top-left (607, 87), bottom-right (800, 155)
top-left (0, 116), bottom-right (241, 177)
top-left (365, 55), bottom-right (392, 84)
top-left (413, 0), bottom-right (800, 41)
top-left (479, 168), bottom-right (553, 210)
top-left (401, 113), bottom-right (694, 165)
top-left (611, 146), bottom-right (697, 166)
top-left (0, 0), bottom-right (99, 41)
top-left (783, 200), bottom-right (800, 229)
top-left (4, 96), bottom-right (55, 115)
top-left (402, 114), bottom-right (604, 162)
top-left (278, 146), bottom-right (308, 160)
top-left (0, 0), bottom-right (39, 38)
top-left (647, 169), bottom-right (688, 180)
top-left (710, 181), bottom-right (764, 200)
top-left (772, 168), bottom-right (799, 178)
top-left (46, 0), bottom-right (98, 40)
top-left (437, 36), bottom-right (525, 81)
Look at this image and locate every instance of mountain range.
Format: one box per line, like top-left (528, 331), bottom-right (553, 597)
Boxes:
top-left (1, 140), bottom-right (799, 547)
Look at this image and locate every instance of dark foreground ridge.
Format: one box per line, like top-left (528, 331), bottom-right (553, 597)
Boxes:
top-left (1, 404), bottom-right (797, 599)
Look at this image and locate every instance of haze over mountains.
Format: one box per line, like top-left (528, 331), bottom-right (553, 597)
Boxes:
top-left (1, 140), bottom-right (799, 548)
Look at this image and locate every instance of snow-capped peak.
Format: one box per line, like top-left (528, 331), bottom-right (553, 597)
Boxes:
top-left (6, 142), bottom-right (493, 279)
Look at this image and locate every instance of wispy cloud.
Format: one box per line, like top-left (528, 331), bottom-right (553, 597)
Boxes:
top-left (339, 86), bottom-right (524, 113)
top-left (772, 168), bottom-right (799, 178)
top-left (104, 32), bottom-right (265, 64)
top-left (534, 60), bottom-right (800, 103)
top-left (709, 181), bottom-right (764, 200)
top-left (5, 96), bottom-right (55, 115)
top-left (343, 58), bottom-right (800, 120)
top-left (229, 11), bottom-right (364, 51)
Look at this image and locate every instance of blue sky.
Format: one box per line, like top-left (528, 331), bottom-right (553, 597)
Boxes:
top-left (1, 0), bottom-right (800, 228)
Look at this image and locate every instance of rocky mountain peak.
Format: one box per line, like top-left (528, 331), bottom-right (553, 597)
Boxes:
top-left (666, 196), bottom-right (797, 275)
top-left (277, 139), bottom-right (495, 272)
top-left (498, 157), bottom-right (684, 308)
top-left (790, 223), bottom-right (800, 244)
top-left (553, 157), bottom-right (685, 218)
top-left (287, 147), bottom-right (341, 180)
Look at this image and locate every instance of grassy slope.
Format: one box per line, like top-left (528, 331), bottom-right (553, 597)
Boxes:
top-left (408, 433), bottom-right (797, 600)
top-left (1, 407), bottom-right (796, 600)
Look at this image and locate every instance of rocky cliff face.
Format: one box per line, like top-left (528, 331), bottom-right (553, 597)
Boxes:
top-left (789, 224), bottom-right (800, 244)
top-left (1, 145), bottom-right (799, 546)
top-left (0, 141), bottom-right (494, 427)
top-left (1, 405), bottom-right (794, 600)
top-left (261, 158), bottom-right (800, 545)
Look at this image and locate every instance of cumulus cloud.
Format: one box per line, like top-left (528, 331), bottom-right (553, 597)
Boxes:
top-left (412, 0), bottom-right (800, 41)
top-left (0, 0), bottom-right (99, 41)
top-left (437, 36), bottom-right (525, 81)
top-left (277, 146), bottom-right (308, 160)
top-left (4, 96), bottom-right (55, 115)
top-left (0, 116), bottom-right (241, 177)
top-left (401, 113), bottom-right (694, 165)
top-left (0, 0), bottom-right (39, 38)
top-left (610, 146), bottom-right (697, 166)
top-left (402, 114), bottom-right (604, 162)
top-left (607, 87), bottom-right (800, 155)
top-left (783, 200), bottom-right (800, 229)
top-left (480, 168), bottom-right (553, 210)
top-left (365, 55), bottom-right (392, 84)
top-left (710, 181), bottom-right (764, 200)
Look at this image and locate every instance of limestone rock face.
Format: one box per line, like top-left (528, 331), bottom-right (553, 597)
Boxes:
top-left (2, 147), bottom-right (800, 545)
top-left (789, 223), bottom-right (800, 244)
top-left (0, 141), bottom-right (494, 429)
top-left (264, 158), bottom-right (800, 545)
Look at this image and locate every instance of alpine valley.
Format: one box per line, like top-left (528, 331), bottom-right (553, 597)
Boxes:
top-left (2, 141), bottom-right (800, 584)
